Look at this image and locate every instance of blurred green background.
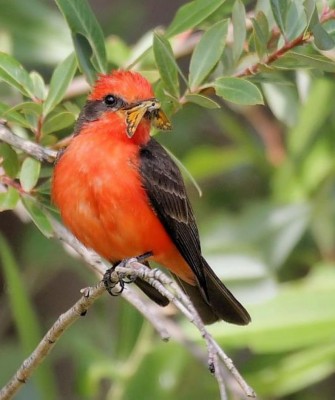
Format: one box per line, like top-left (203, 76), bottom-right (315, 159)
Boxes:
top-left (1, 0), bottom-right (335, 399)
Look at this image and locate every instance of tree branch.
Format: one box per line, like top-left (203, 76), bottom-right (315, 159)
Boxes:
top-left (0, 123), bottom-right (57, 162)
top-left (235, 6), bottom-right (335, 78)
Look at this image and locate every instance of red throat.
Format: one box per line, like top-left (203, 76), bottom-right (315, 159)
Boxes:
top-left (85, 110), bottom-right (151, 146)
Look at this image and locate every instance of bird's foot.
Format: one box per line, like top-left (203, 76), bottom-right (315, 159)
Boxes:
top-left (103, 266), bottom-right (124, 296)
top-left (103, 252), bottom-right (153, 296)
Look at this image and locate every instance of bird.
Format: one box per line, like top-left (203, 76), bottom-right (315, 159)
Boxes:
top-left (52, 70), bottom-right (251, 325)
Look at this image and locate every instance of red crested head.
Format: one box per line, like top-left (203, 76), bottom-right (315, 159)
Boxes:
top-left (74, 70), bottom-right (170, 145)
top-left (89, 70), bottom-right (154, 103)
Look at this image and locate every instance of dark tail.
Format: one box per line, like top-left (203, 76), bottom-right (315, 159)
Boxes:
top-left (135, 277), bottom-right (169, 306)
top-left (134, 260), bottom-right (170, 307)
top-left (175, 257), bottom-right (251, 325)
top-left (134, 259), bottom-right (251, 325)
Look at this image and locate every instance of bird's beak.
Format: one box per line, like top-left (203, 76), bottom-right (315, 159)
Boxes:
top-left (122, 98), bottom-right (172, 138)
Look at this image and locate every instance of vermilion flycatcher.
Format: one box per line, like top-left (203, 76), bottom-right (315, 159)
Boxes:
top-left (52, 71), bottom-right (251, 325)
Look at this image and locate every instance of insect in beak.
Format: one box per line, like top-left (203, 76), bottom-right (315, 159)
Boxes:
top-left (123, 98), bottom-right (172, 138)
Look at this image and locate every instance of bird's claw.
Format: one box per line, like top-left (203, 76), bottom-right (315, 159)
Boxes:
top-left (103, 266), bottom-right (125, 296)
top-left (103, 253), bottom-right (153, 296)
top-left (117, 258), bottom-right (138, 283)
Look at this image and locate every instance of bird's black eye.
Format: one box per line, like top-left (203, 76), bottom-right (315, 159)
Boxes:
top-left (104, 94), bottom-right (117, 107)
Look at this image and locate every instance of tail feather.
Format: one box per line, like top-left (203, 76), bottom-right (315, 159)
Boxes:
top-left (135, 259), bottom-right (251, 325)
top-left (134, 261), bottom-right (170, 307)
top-left (135, 277), bottom-right (169, 307)
top-left (175, 257), bottom-right (251, 325)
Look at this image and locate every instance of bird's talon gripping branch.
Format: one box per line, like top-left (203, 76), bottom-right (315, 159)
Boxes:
top-left (116, 258), bottom-right (138, 283)
top-left (103, 267), bottom-right (125, 296)
top-left (115, 252), bottom-right (152, 283)
top-left (209, 362), bottom-right (215, 374)
top-left (103, 252), bottom-right (154, 297)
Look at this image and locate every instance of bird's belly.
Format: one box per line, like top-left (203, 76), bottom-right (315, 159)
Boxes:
top-left (52, 137), bottom-right (194, 283)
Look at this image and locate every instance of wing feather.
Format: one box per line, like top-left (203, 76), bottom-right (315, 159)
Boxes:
top-left (139, 138), bottom-right (207, 291)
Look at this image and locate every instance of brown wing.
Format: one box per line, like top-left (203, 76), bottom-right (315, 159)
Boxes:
top-left (139, 138), bottom-right (207, 295)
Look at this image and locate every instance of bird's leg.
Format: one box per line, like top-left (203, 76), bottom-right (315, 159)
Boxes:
top-left (103, 252), bottom-right (153, 296)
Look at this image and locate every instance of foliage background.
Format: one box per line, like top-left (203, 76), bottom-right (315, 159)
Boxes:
top-left (1, 0), bottom-right (335, 399)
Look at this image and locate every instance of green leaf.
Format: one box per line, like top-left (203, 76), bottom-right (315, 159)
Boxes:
top-left (252, 11), bottom-right (270, 59)
top-left (312, 23), bottom-right (335, 51)
top-left (72, 34), bottom-right (96, 84)
top-left (8, 101), bottom-right (43, 116)
top-left (0, 187), bottom-right (20, 211)
top-left (153, 80), bottom-right (179, 116)
top-left (285, 1), bottom-right (306, 41)
top-left (55, 0), bottom-right (107, 83)
top-left (30, 71), bottom-right (47, 101)
top-left (42, 112), bottom-right (76, 135)
top-left (270, 0), bottom-right (289, 37)
top-left (153, 33), bottom-right (179, 98)
top-left (214, 77), bottom-right (264, 105)
top-left (232, 0), bottom-right (246, 62)
top-left (0, 232), bottom-right (42, 347)
top-left (0, 143), bottom-right (19, 178)
top-left (0, 52), bottom-right (35, 97)
top-left (106, 36), bottom-right (131, 67)
top-left (0, 233), bottom-right (56, 395)
top-left (262, 82), bottom-right (299, 127)
top-left (273, 51), bottom-right (335, 72)
top-left (166, 0), bottom-right (225, 38)
top-left (304, 0), bottom-right (319, 32)
top-left (189, 19), bottom-right (229, 90)
top-left (263, 204), bottom-right (310, 268)
top-left (185, 93), bottom-right (220, 109)
top-left (22, 197), bottom-right (53, 237)
top-left (288, 78), bottom-right (334, 156)
top-left (43, 53), bottom-right (77, 116)
top-left (20, 157), bottom-right (41, 192)
top-left (0, 102), bottom-right (31, 127)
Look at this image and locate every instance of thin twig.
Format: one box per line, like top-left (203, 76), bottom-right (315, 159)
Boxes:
top-left (0, 123), bottom-right (57, 162)
top-left (214, 356), bottom-right (228, 400)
